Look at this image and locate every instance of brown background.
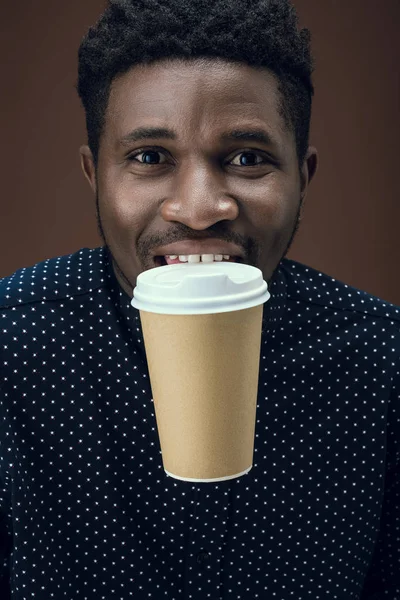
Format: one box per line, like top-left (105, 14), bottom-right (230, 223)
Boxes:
top-left (1, 0), bottom-right (399, 304)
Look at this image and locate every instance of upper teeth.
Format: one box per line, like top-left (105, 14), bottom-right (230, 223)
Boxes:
top-left (166, 254), bottom-right (230, 262)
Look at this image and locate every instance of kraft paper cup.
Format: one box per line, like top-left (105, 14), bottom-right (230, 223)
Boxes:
top-left (131, 261), bottom-right (270, 482)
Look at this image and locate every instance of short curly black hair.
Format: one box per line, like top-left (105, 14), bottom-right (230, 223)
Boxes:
top-left (77, 0), bottom-right (314, 169)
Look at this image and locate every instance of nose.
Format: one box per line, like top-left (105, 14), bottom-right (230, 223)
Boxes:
top-left (159, 162), bottom-right (239, 229)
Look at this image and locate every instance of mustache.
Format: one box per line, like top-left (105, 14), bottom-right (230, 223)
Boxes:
top-left (137, 223), bottom-right (256, 264)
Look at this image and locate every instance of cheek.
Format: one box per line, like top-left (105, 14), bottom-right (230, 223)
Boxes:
top-left (100, 176), bottom-right (153, 233)
top-left (245, 177), bottom-right (300, 231)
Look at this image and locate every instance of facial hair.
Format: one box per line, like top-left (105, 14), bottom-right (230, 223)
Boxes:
top-left (95, 193), bottom-right (135, 290)
top-left (268, 197), bottom-right (304, 283)
top-left (95, 192), bottom-right (304, 289)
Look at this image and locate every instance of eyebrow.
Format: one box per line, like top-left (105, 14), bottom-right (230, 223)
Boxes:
top-left (118, 126), bottom-right (278, 149)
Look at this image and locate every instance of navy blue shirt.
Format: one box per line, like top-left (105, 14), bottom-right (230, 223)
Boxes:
top-left (1, 246), bottom-right (399, 599)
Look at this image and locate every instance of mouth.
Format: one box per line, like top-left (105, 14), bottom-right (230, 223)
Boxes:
top-left (154, 255), bottom-right (243, 267)
top-left (154, 257), bottom-right (167, 267)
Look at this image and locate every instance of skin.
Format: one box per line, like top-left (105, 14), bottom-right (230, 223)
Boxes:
top-left (80, 57), bottom-right (318, 298)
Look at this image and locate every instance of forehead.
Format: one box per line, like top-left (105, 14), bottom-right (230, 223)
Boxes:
top-left (105, 58), bottom-right (291, 150)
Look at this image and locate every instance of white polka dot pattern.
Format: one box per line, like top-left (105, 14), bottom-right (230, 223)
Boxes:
top-left (0, 246), bottom-right (399, 599)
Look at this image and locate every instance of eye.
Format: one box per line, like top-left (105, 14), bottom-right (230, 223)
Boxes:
top-left (229, 151), bottom-right (267, 167)
top-left (128, 149), bottom-right (167, 165)
top-left (127, 148), bottom-right (268, 167)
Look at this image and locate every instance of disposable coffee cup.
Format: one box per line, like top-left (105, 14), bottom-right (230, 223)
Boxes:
top-left (131, 261), bottom-right (270, 482)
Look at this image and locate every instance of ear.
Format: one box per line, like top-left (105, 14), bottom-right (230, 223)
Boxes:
top-left (79, 145), bottom-right (97, 196)
top-left (299, 146), bottom-right (318, 215)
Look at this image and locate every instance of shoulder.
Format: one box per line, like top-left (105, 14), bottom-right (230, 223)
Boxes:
top-left (280, 258), bottom-right (400, 324)
top-left (0, 246), bottom-right (108, 310)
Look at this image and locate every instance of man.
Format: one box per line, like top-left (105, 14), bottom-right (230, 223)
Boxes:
top-left (1, 0), bottom-right (399, 598)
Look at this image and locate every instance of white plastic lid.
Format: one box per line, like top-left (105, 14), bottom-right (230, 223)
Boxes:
top-left (131, 261), bottom-right (270, 315)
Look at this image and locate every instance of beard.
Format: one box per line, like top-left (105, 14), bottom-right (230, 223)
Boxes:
top-left (95, 192), bottom-right (304, 289)
top-left (94, 193), bottom-right (135, 291)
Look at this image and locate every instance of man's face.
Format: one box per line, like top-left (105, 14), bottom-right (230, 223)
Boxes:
top-left (80, 58), bottom-right (317, 297)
